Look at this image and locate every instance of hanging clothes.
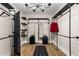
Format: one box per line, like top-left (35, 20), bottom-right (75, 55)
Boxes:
top-left (50, 21), bottom-right (59, 32)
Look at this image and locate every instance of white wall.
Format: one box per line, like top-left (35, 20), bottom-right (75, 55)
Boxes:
top-left (0, 4), bottom-right (13, 56)
top-left (71, 4), bottom-right (79, 56)
top-left (58, 11), bottom-right (70, 56)
top-left (25, 13), bottom-right (52, 20)
top-left (28, 20), bottom-right (50, 44)
top-left (28, 21), bottom-right (38, 43)
top-left (52, 4), bottom-right (79, 56)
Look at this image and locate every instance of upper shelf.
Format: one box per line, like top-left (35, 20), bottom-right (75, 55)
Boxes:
top-left (21, 35), bottom-right (27, 37)
top-left (21, 17), bottom-right (27, 20)
top-left (21, 29), bottom-right (27, 31)
top-left (21, 23), bottom-right (27, 25)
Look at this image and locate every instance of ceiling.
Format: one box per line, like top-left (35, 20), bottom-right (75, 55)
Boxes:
top-left (10, 3), bottom-right (67, 16)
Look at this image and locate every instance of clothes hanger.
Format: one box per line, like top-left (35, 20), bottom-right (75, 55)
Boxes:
top-left (0, 11), bottom-right (10, 16)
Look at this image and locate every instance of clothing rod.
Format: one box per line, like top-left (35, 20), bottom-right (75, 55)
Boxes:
top-left (28, 18), bottom-right (49, 20)
top-left (0, 35), bottom-right (14, 40)
top-left (56, 10), bottom-right (70, 20)
top-left (56, 34), bottom-right (69, 38)
top-left (0, 7), bottom-right (20, 20)
top-left (28, 22), bottom-right (50, 23)
top-left (56, 34), bottom-right (79, 39)
top-left (53, 3), bottom-right (75, 18)
top-left (0, 7), bottom-right (14, 16)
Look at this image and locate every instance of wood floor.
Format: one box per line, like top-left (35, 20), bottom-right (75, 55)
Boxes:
top-left (21, 44), bottom-right (66, 56)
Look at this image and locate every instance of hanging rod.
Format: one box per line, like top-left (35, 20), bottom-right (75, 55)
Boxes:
top-left (0, 7), bottom-right (14, 16)
top-left (28, 18), bottom-right (49, 21)
top-left (56, 34), bottom-right (79, 39)
top-left (21, 17), bottom-right (27, 20)
top-left (0, 35), bottom-right (14, 40)
top-left (55, 10), bottom-right (70, 20)
top-left (28, 21), bottom-right (49, 23)
top-left (0, 7), bottom-right (21, 21)
top-left (53, 3), bottom-right (75, 19)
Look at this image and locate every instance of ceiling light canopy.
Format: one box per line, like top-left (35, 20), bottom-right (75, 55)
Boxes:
top-left (25, 3), bottom-right (52, 12)
top-left (25, 3), bottom-right (28, 6)
top-left (48, 3), bottom-right (51, 6)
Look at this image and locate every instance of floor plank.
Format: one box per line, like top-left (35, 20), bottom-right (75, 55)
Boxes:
top-left (21, 44), bottom-right (66, 56)
top-left (21, 44), bottom-right (35, 56)
top-left (46, 44), bottom-right (66, 56)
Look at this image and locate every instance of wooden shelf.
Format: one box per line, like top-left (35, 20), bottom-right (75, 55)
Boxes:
top-left (21, 31), bottom-right (25, 34)
top-left (21, 29), bottom-right (27, 31)
top-left (21, 17), bottom-right (27, 20)
top-left (21, 23), bottom-right (27, 25)
top-left (21, 35), bottom-right (27, 37)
